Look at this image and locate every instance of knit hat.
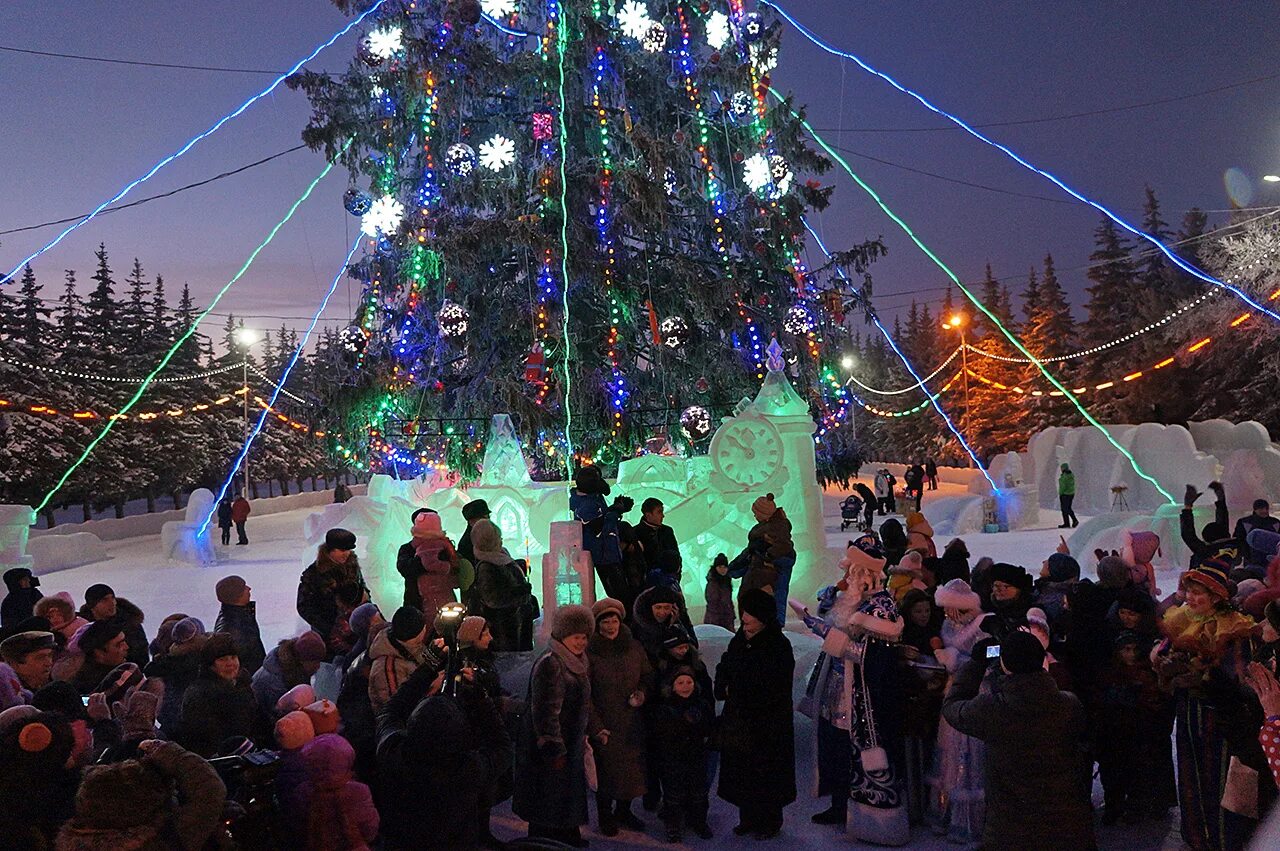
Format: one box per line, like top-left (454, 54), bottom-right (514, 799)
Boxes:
top-left (349, 602), bottom-right (381, 638)
top-left (170, 617), bottom-right (205, 646)
top-left (851, 590), bottom-right (905, 641)
top-left (999, 630), bottom-right (1046, 674)
top-left (83, 583), bottom-right (114, 609)
top-left (457, 616), bottom-right (487, 647)
top-left (1255, 499), bottom-right (1271, 511)
top-left (462, 499), bottom-right (491, 522)
top-left (1265, 600), bottom-right (1280, 633)
top-left (0, 630), bottom-right (56, 664)
top-left (0, 704), bottom-right (39, 735)
top-left (1025, 607), bottom-right (1050, 633)
top-left (1180, 563), bottom-right (1233, 601)
top-left (987, 563), bottom-right (1032, 592)
top-left (12, 713), bottom-right (73, 767)
top-left (574, 465), bottom-right (610, 496)
top-left (303, 699), bottom-right (340, 735)
top-left (934, 578), bottom-right (981, 611)
top-left (293, 630), bottom-right (328, 663)
top-left (897, 550), bottom-right (924, 574)
top-left (1124, 530), bottom-right (1162, 565)
top-left (661, 625), bottom-right (694, 650)
top-left (391, 606), bottom-right (427, 643)
top-left (645, 584), bottom-right (680, 608)
top-left (738, 588), bottom-right (778, 626)
top-left (413, 511), bottom-right (443, 533)
top-left (200, 632), bottom-right (239, 666)
top-left (276, 684), bottom-right (317, 715)
top-left (551, 604), bottom-right (595, 641)
top-left (214, 575), bottom-right (248, 605)
top-left (1096, 556), bottom-right (1132, 590)
top-left (1115, 587), bottom-right (1155, 615)
top-left (3, 567), bottom-right (38, 591)
top-left (751, 493), bottom-right (778, 521)
top-left (592, 598), bottom-right (626, 623)
top-left (274, 710), bottom-right (315, 750)
top-left (32, 681), bottom-right (90, 721)
top-left (471, 518), bottom-right (503, 553)
top-left (1045, 553), bottom-right (1081, 583)
top-left (324, 528), bottom-right (357, 551)
top-left (78, 620), bottom-right (124, 657)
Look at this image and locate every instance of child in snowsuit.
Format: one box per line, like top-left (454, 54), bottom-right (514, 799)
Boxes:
top-left (283, 733), bottom-right (380, 850)
top-left (654, 667), bottom-right (715, 841)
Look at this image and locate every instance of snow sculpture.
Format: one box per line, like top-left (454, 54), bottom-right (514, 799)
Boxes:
top-left (28, 532), bottom-right (109, 574)
top-left (539, 520), bottom-right (595, 639)
top-left (161, 488), bottom-right (217, 565)
top-left (478, 414), bottom-right (532, 488)
top-left (0, 504), bottom-right (36, 571)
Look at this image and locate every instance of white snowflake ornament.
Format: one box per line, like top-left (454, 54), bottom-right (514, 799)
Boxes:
top-left (478, 135), bottom-right (516, 171)
top-left (361, 195), bottom-right (405, 236)
top-left (742, 153), bottom-right (772, 194)
top-left (366, 25), bottom-right (403, 60)
top-left (619, 0), bottom-right (656, 40)
top-left (705, 11), bottom-right (731, 48)
top-left (641, 22), bottom-right (668, 53)
top-left (481, 0), bottom-right (518, 17)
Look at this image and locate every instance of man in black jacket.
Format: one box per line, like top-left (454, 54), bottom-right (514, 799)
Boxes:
top-left (1235, 498), bottom-right (1280, 575)
top-left (942, 630), bottom-right (1095, 851)
top-left (635, 498), bottom-right (682, 582)
top-left (1181, 483), bottom-right (1243, 575)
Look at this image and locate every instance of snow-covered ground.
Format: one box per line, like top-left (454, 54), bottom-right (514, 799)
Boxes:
top-left (35, 481), bottom-right (1190, 849)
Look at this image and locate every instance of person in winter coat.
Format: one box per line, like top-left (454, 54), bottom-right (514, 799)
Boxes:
top-left (231, 492), bottom-right (251, 545)
top-left (874, 469), bottom-right (896, 515)
top-left (715, 588), bottom-right (796, 840)
top-left (143, 616), bottom-right (206, 738)
top-left (703, 553), bottom-right (735, 631)
top-left (904, 463), bottom-right (925, 512)
top-left (1058, 462), bottom-right (1079, 528)
top-left (854, 481), bottom-right (878, 529)
top-left (732, 493), bottom-right (796, 620)
top-left (251, 630), bottom-right (327, 715)
top-left (368, 607), bottom-right (446, 715)
top-left (879, 517), bottom-right (908, 568)
top-left (1, 629), bottom-right (54, 696)
top-left (178, 632), bottom-right (260, 758)
top-left (654, 666), bottom-right (715, 842)
top-left (1121, 529), bottom-right (1163, 597)
top-left (632, 584), bottom-right (697, 663)
top-left (336, 604), bottom-right (386, 783)
top-left (1035, 550), bottom-right (1081, 630)
top-left (635, 498), bottom-right (683, 582)
top-left (904, 510), bottom-right (937, 558)
top-left (297, 528), bottom-right (368, 651)
top-left (979, 563), bottom-right (1034, 643)
top-left (282, 733), bottom-right (379, 851)
top-left (513, 604), bottom-right (603, 847)
top-left (213, 575), bottom-right (265, 676)
top-left (925, 458), bottom-right (939, 490)
top-left (35, 593), bottom-right (89, 647)
top-left (586, 598), bottom-right (653, 836)
top-left (942, 630), bottom-right (1095, 851)
top-left (68, 620), bottom-right (130, 695)
top-left (935, 537), bottom-right (971, 585)
top-left (53, 739), bottom-right (226, 851)
top-left (1181, 482), bottom-right (1242, 573)
top-left (457, 499), bottom-right (490, 566)
top-left (0, 711), bottom-right (80, 847)
top-left (396, 508), bottom-right (460, 617)
top-left (468, 519), bottom-right (534, 652)
top-left (569, 465), bottom-right (635, 605)
top-left (2, 568), bottom-right (43, 630)
top-left (1096, 630), bottom-right (1167, 824)
top-left (216, 496), bottom-right (234, 546)
top-left (1234, 498), bottom-right (1280, 571)
top-left (377, 661), bottom-right (513, 851)
top-left (79, 583), bottom-right (149, 668)
top-left (1242, 529), bottom-right (1280, 619)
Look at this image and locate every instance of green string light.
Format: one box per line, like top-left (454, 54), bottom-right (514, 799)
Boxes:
top-left (554, 5), bottom-right (574, 471)
top-left (771, 89), bottom-right (1175, 505)
top-left (36, 142), bottom-right (349, 512)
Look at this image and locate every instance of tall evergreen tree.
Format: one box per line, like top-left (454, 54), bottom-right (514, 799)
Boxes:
top-left (1084, 218), bottom-right (1136, 348)
top-left (1020, 267), bottom-right (1040, 327)
top-left (17, 265), bottom-right (51, 353)
top-left (85, 244), bottom-right (120, 354)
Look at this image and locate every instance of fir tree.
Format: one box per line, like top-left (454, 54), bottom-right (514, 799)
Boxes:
top-left (1020, 266), bottom-right (1040, 326)
top-left (1084, 218), bottom-right (1136, 348)
top-left (17, 265), bottom-right (50, 353)
top-left (85, 243), bottom-right (120, 354)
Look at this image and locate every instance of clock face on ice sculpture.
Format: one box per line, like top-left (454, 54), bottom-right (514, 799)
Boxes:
top-left (710, 417), bottom-right (782, 488)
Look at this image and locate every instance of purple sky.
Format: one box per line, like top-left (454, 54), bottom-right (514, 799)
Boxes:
top-left (3, 1), bottom-right (1279, 348)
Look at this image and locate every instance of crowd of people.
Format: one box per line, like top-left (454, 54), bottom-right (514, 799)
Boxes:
top-left (3, 469), bottom-right (1280, 850)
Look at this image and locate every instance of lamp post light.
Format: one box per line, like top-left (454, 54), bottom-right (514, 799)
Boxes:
top-left (233, 327), bottom-right (259, 499)
top-left (942, 313), bottom-right (973, 466)
top-left (839, 353), bottom-right (858, 438)
top-left (1263, 175), bottom-right (1280, 183)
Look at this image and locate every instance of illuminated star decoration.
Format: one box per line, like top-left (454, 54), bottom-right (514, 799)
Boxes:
top-left (705, 11), bottom-right (731, 48)
top-left (680, 405), bottom-right (713, 441)
top-left (437, 300), bottom-right (470, 338)
top-left (478, 135), bottom-right (516, 171)
top-left (783, 303), bottom-right (815, 334)
top-left (361, 195), bottom-right (405, 236)
top-left (366, 25), bottom-right (403, 60)
top-left (641, 22), bottom-right (668, 53)
top-left (481, 0), bottom-right (519, 17)
top-left (618, 1), bottom-right (656, 40)
top-left (660, 315), bottom-right (690, 349)
top-left (445, 143), bottom-right (477, 177)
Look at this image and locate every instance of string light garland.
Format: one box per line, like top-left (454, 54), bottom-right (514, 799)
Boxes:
top-left (551, 0), bottom-right (575, 466)
top-left (849, 372), bottom-right (962, 418)
top-left (34, 142), bottom-right (348, 514)
top-left (591, 37), bottom-right (627, 440)
top-left (0, 1), bottom-right (386, 286)
top-left (0, 356), bottom-right (245, 384)
top-left (783, 97), bottom-right (1173, 504)
top-left (845, 346), bottom-right (963, 395)
top-left (760, 0), bottom-right (1280, 326)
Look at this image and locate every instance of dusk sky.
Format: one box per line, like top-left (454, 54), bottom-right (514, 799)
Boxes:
top-left (3, 1), bottom-right (1279, 347)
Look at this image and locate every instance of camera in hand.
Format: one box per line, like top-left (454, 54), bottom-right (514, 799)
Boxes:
top-left (986, 645), bottom-right (1002, 659)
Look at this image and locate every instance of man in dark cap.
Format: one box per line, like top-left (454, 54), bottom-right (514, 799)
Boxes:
top-left (1234, 497), bottom-right (1280, 577)
top-left (78, 583), bottom-right (148, 668)
top-left (297, 528), bottom-right (368, 651)
top-left (69, 621), bottom-right (130, 695)
top-left (1, 629), bottom-right (56, 692)
top-left (457, 499), bottom-right (490, 565)
top-left (2, 567), bottom-right (43, 630)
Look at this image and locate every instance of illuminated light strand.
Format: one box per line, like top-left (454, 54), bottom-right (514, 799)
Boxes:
top-left (551, 0), bottom-right (574, 465)
top-left (1, 386), bottom-right (248, 422)
top-left (245, 362), bottom-right (311, 405)
top-left (0, 355), bottom-right (244, 384)
top-left (849, 372), bottom-right (962, 418)
top-left (1, 2), bottom-right (387, 286)
top-left (200, 234), bottom-right (363, 536)
top-left (592, 43), bottom-right (626, 438)
top-left (845, 346), bottom-right (962, 395)
top-left (761, 0), bottom-right (1280, 325)
top-left (35, 143), bottom-right (348, 513)
top-left (803, 219), bottom-right (998, 489)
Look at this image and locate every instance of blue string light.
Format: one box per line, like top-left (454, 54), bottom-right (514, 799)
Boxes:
top-left (764, 0), bottom-right (1280, 324)
top-left (1, 0), bottom-right (388, 286)
top-left (802, 219), bottom-right (1000, 492)
top-left (198, 234), bottom-right (364, 537)
top-left (480, 12), bottom-right (536, 38)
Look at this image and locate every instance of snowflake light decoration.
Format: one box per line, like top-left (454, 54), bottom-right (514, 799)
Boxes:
top-left (660, 315), bottom-right (690, 349)
top-left (705, 11), bottom-right (731, 48)
top-left (680, 405), bottom-right (713, 441)
top-left (619, 1), bottom-right (656, 40)
top-left (751, 42), bottom-right (778, 73)
top-left (437, 300), bottom-right (470, 339)
top-left (481, 0), bottom-right (518, 17)
top-left (478, 135), bottom-right (516, 171)
top-left (641, 21), bottom-right (668, 52)
top-left (340, 325), bottom-right (368, 355)
top-left (783, 303), bottom-right (816, 335)
top-left (742, 153), bottom-right (772, 194)
top-left (729, 91), bottom-right (754, 119)
top-left (360, 195), bottom-right (405, 236)
top-left (366, 25), bottom-right (403, 60)
top-left (445, 143), bottom-right (478, 177)
top-left (663, 166), bottom-right (679, 196)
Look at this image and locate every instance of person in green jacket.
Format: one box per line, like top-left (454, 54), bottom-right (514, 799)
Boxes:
top-left (1058, 463), bottom-right (1078, 528)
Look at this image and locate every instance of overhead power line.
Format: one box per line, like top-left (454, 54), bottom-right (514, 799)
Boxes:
top-left (0, 43), bottom-right (288, 75)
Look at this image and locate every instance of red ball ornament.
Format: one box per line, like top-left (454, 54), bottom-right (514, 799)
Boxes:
top-left (695, 377), bottom-right (710, 394)
top-left (709, 51), bottom-right (721, 65)
top-left (732, 151), bottom-right (745, 163)
top-left (699, 2), bottom-right (710, 12)
top-left (672, 130), bottom-right (687, 145)
top-left (434, 380), bottom-right (446, 392)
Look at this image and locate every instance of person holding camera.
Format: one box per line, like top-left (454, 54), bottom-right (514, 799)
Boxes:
top-left (941, 629), bottom-right (1095, 851)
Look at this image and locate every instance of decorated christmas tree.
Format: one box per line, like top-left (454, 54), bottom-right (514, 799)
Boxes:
top-left (292, 0), bottom-right (881, 478)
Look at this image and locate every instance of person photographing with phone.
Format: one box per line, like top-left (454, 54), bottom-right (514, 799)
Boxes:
top-left (941, 630), bottom-right (1095, 851)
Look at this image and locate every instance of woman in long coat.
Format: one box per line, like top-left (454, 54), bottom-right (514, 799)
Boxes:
top-left (587, 597), bottom-right (654, 836)
top-left (468, 519), bottom-right (534, 652)
top-left (714, 588), bottom-right (796, 839)
top-left (514, 604), bottom-right (602, 847)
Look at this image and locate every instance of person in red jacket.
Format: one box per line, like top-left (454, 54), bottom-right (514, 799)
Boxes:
top-left (231, 492), bottom-right (251, 546)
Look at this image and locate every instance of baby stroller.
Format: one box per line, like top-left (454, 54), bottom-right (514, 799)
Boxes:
top-left (840, 494), bottom-right (865, 531)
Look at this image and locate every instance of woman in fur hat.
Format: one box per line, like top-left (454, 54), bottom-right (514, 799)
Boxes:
top-left (513, 604), bottom-right (604, 847)
top-left (1155, 563), bottom-right (1259, 850)
top-left (468, 519), bottom-right (535, 653)
top-left (925, 578), bottom-right (987, 844)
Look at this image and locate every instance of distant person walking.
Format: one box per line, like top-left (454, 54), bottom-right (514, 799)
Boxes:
top-left (925, 458), bottom-right (939, 490)
top-left (231, 492), bottom-right (251, 545)
top-left (1058, 463), bottom-right (1078, 529)
top-left (216, 497), bottom-right (234, 546)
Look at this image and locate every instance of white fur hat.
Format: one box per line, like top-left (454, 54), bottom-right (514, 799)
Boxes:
top-left (934, 578), bottom-right (980, 611)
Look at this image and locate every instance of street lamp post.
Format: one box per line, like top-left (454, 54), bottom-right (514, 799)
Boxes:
top-left (840, 353), bottom-right (858, 439)
top-left (942, 313), bottom-right (972, 467)
top-left (233, 327), bottom-right (259, 499)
